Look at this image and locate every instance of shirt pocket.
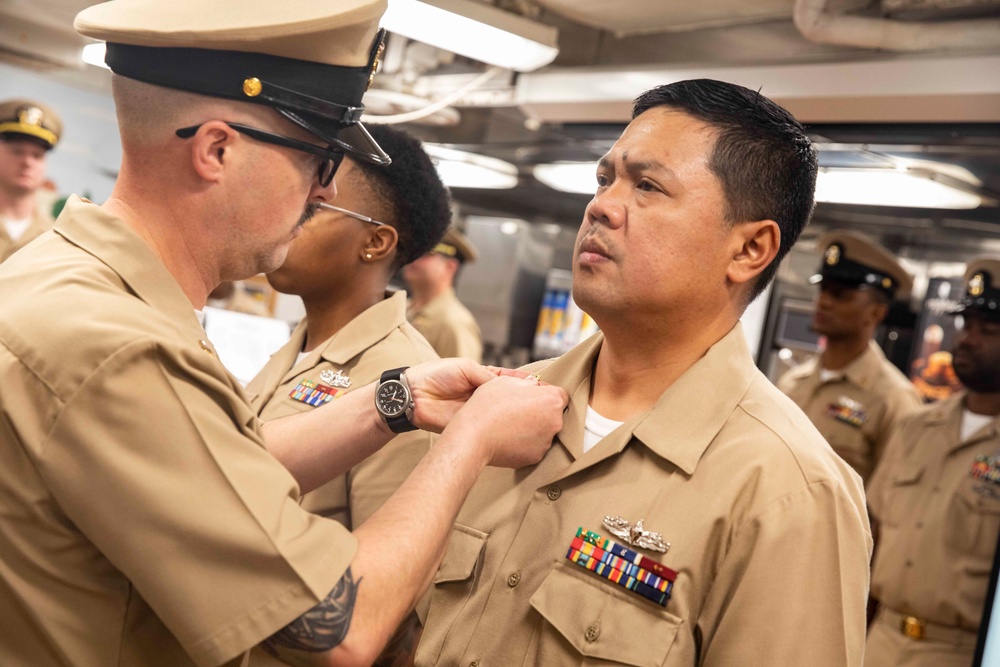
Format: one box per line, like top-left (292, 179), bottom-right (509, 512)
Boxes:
top-left (824, 429), bottom-right (869, 476)
top-left (528, 561), bottom-right (683, 667)
top-left (877, 463), bottom-right (924, 528)
top-left (945, 482), bottom-right (1000, 561)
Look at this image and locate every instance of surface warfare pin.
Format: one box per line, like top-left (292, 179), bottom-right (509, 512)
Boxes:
top-left (603, 515), bottom-right (670, 553)
top-left (320, 369), bottom-right (352, 389)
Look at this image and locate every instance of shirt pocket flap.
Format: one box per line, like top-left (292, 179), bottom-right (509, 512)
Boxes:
top-left (529, 561), bottom-right (682, 667)
top-left (433, 524), bottom-right (488, 584)
top-left (891, 463), bottom-right (924, 486)
top-left (957, 483), bottom-right (1000, 515)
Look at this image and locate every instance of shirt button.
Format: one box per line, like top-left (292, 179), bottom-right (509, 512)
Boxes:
top-left (507, 571), bottom-right (521, 588)
top-left (547, 486), bottom-right (562, 501)
top-left (585, 625), bottom-right (600, 642)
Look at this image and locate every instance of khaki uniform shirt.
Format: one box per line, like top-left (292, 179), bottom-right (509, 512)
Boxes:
top-left (245, 290), bottom-right (437, 667)
top-left (0, 205), bottom-right (53, 262)
top-left (408, 287), bottom-right (482, 362)
top-left (777, 340), bottom-right (922, 483)
top-left (417, 325), bottom-right (872, 667)
top-left (867, 393), bottom-right (1000, 630)
top-left (246, 290), bottom-right (437, 528)
top-left (0, 197), bottom-right (355, 667)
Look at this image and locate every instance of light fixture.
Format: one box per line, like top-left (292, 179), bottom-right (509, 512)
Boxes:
top-left (500, 221), bottom-right (520, 235)
top-left (424, 144), bottom-right (518, 189)
top-left (533, 161), bottom-right (596, 195)
top-left (81, 42), bottom-right (109, 69)
top-left (815, 168), bottom-right (982, 209)
top-left (382, 0), bottom-right (558, 72)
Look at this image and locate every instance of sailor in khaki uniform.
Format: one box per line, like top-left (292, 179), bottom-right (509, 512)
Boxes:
top-left (248, 124), bottom-right (451, 529)
top-left (0, 99), bottom-right (61, 262)
top-left (246, 126), bottom-right (452, 667)
top-left (416, 80), bottom-right (871, 667)
top-left (0, 2), bottom-right (566, 666)
top-left (404, 227), bottom-right (483, 361)
top-left (866, 257), bottom-right (1000, 667)
top-left (778, 231), bottom-right (922, 483)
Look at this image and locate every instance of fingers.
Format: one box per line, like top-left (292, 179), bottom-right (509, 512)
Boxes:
top-left (486, 367), bottom-right (533, 380)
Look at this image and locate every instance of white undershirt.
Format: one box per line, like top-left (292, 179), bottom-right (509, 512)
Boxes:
top-left (583, 406), bottom-right (624, 453)
top-left (2, 217), bottom-right (32, 242)
top-left (962, 410), bottom-right (995, 441)
top-left (819, 368), bottom-right (843, 383)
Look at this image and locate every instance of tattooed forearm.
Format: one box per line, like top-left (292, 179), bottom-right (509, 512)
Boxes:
top-left (263, 567), bottom-right (362, 656)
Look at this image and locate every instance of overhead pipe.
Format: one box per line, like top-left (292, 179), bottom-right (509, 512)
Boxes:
top-left (794, 0), bottom-right (1000, 51)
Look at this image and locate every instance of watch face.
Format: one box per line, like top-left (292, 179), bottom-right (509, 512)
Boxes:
top-left (376, 380), bottom-right (408, 418)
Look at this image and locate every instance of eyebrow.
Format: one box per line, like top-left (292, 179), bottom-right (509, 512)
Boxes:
top-left (597, 153), bottom-right (676, 182)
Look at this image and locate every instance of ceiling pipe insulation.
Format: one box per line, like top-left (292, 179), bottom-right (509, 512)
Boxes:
top-left (794, 0), bottom-right (1000, 50)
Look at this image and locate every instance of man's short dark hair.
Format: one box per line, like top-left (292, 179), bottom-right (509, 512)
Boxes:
top-left (350, 125), bottom-right (452, 270)
top-left (632, 79), bottom-right (818, 304)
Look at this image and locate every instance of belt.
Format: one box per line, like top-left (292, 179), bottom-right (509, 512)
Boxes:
top-left (877, 607), bottom-right (978, 648)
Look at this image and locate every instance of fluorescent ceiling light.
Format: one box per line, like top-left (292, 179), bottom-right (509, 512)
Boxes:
top-left (815, 168), bottom-right (982, 209)
top-left (533, 161), bottom-right (983, 209)
top-left (533, 161), bottom-right (597, 195)
top-left (382, 0), bottom-right (558, 72)
top-left (82, 42), bottom-right (109, 69)
top-left (424, 144), bottom-right (518, 189)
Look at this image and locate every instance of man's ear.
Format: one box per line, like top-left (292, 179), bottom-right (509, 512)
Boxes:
top-left (188, 121), bottom-right (238, 183)
top-left (361, 224), bottom-right (399, 263)
top-left (866, 299), bottom-right (890, 327)
top-left (727, 219), bottom-right (780, 287)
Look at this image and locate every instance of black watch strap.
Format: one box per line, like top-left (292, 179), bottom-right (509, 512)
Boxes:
top-left (380, 367), bottom-right (417, 433)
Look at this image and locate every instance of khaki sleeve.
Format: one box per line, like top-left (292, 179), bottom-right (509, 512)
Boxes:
top-left (347, 429), bottom-right (434, 528)
top-left (696, 481), bottom-right (872, 667)
top-left (866, 417), bottom-right (912, 517)
top-left (38, 340), bottom-right (356, 667)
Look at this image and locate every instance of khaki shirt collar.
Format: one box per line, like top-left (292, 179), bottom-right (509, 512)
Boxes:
top-left (53, 196), bottom-right (206, 343)
top-left (839, 340), bottom-right (888, 390)
top-left (911, 391), bottom-right (999, 451)
top-left (536, 323), bottom-right (757, 476)
top-left (278, 290), bottom-right (408, 385)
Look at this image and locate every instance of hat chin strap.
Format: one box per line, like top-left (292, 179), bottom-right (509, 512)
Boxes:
top-left (277, 107), bottom-right (390, 166)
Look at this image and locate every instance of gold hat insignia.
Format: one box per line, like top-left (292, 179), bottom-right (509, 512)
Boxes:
top-left (16, 106), bottom-right (44, 127)
top-left (824, 244), bottom-right (841, 266)
top-left (366, 39), bottom-right (386, 91)
top-left (969, 272), bottom-right (986, 297)
top-left (242, 77), bottom-right (263, 97)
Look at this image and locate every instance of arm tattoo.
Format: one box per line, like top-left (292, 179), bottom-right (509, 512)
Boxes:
top-left (263, 567), bottom-right (362, 654)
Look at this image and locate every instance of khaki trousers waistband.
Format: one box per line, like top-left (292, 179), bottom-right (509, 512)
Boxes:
top-left (876, 607), bottom-right (979, 649)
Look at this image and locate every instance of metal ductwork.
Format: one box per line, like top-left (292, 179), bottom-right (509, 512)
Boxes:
top-left (794, 0), bottom-right (1000, 50)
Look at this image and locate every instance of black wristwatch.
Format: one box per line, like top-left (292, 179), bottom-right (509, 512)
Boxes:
top-left (375, 367), bottom-right (417, 433)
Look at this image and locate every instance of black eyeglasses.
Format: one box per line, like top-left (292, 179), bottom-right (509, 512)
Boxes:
top-left (175, 121), bottom-right (344, 187)
top-left (318, 203), bottom-right (387, 227)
